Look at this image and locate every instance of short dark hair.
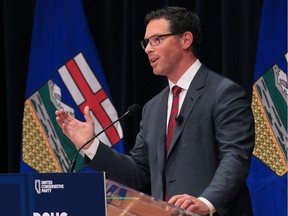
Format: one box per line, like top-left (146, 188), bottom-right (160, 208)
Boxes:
top-left (144, 6), bottom-right (201, 57)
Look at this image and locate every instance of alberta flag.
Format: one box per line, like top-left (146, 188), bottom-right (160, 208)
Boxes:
top-left (247, 0), bottom-right (287, 215)
top-left (21, 0), bottom-right (125, 173)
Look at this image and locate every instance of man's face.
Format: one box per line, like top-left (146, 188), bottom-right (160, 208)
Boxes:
top-left (143, 19), bottom-right (183, 79)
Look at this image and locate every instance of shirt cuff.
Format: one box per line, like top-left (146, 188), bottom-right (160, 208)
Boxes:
top-left (82, 138), bottom-right (100, 160)
top-left (198, 197), bottom-right (216, 216)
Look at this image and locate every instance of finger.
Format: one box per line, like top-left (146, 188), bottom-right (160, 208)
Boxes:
top-left (187, 204), bottom-right (202, 215)
top-left (168, 194), bottom-right (184, 204)
top-left (186, 200), bottom-right (210, 215)
top-left (179, 199), bottom-right (194, 210)
top-left (56, 113), bottom-right (66, 128)
top-left (63, 114), bottom-right (73, 125)
top-left (55, 109), bottom-right (68, 122)
top-left (83, 106), bottom-right (93, 124)
top-left (55, 109), bottom-right (66, 117)
top-left (171, 197), bottom-right (187, 208)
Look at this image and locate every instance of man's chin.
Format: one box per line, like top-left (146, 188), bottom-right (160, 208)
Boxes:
top-left (152, 69), bottom-right (163, 76)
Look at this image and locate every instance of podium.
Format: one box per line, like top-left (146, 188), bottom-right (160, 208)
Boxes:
top-left (106, 179), bottom-right (197, 216)
top-left (0, 172), bottom-right (196, 216)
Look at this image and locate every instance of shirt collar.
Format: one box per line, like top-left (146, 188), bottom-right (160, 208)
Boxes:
top-left (168, 59), bottom-right (201, 91)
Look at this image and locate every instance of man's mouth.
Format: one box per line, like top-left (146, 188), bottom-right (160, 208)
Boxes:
top-left (149, 57), bottom-right (159, 66)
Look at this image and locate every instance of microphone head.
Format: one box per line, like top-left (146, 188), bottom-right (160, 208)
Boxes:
top-left (127, 104), bottom-right (140, 116)
top-left (176, 115), bottom-right (183, 124)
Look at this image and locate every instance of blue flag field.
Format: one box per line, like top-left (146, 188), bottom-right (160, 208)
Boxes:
top-left (21, 0), bottom-right (125, 173)
top-left (247, 0), bottom-right (287, 215)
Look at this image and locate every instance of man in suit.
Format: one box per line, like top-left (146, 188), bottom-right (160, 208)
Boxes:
top-left (56, 6), bottom-right (255, 216)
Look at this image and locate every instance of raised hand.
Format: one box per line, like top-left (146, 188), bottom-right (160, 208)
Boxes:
top-left (55, 106), bottom-right (95, 150)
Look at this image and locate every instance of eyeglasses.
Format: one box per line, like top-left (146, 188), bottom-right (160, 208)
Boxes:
top-left (140, 33), bottom-right (180, 50)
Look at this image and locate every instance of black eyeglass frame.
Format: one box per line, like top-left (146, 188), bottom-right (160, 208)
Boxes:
top-left (140, 33), bottom-right (182, 50)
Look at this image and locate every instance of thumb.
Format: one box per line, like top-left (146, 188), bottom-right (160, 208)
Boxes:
top-left (83, 106), bottom-right (93, 124)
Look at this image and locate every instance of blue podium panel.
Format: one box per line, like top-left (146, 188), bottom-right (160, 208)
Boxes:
top-left (0, 172), bottom-right (106, 216)
top-left (0, 176), bottom-right (26, 216)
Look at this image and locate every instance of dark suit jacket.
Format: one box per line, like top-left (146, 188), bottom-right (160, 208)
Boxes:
top-left (87, 65), bottom-right (255, 215)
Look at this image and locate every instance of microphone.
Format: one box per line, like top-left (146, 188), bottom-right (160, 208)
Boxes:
top-left (68, 104), bottom-right (140, 172)
top-left (176, 115), bottom-right (183, 124)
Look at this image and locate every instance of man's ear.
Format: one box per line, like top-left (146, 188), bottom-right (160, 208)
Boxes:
top-left (182, 31), bottom-right (193, 49)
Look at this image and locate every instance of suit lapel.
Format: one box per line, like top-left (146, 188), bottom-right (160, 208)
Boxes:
top-left (156, 88), bottom-right (169, 173)
top-left (166, 65), bottom-right (208, 158)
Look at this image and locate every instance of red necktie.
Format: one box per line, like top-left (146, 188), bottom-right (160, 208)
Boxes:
top-left (164, 85), bottom-right (182, 201)
top-left (166, 85), bottom-right (182, 153)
